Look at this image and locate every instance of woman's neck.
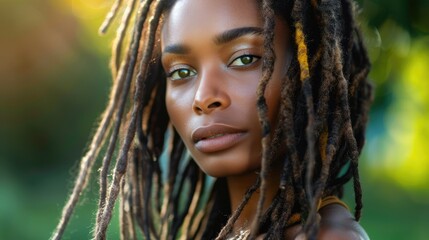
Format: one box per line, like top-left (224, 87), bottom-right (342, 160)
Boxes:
top-left (226, 168), bottom-right (281, 233)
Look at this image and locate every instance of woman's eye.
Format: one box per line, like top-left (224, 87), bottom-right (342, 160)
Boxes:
top-left (168, 68), bottom-right (196, 80)
top-left (229, 55), bottom-right (260, 67)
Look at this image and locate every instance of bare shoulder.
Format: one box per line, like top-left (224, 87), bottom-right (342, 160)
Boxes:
top-left (317, 203), bottom-right (370, 240)
top-left (289, 203), bottom-right (369, 240)
top-left (259, 203), bottom-right (370, 240)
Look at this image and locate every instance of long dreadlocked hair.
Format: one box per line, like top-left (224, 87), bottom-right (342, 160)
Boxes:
top-left (51, 0), bottom-right (372, 239)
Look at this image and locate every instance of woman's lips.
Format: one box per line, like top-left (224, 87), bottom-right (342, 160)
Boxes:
top-left (191, 124), bottom-right (246, 153)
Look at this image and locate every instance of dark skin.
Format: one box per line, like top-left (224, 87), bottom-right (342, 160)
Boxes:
top-left (161, 0), bottom-right (368, 239)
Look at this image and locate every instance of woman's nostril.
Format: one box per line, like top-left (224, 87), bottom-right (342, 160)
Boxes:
top-left (208, 102), bottom-right (221, 108)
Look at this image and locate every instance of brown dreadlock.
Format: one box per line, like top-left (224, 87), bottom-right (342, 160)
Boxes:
top-left (51, 0), bottom-right (372, 239)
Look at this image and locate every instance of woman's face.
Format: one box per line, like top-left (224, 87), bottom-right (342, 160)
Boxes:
top-left (161, 0), bottom-right (290, 177)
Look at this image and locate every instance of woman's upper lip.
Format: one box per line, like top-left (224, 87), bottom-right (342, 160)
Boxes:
top-left (191, 123), bottom-right (246, 143)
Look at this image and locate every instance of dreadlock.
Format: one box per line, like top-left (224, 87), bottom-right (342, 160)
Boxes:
top-left (51, 0), bottom-right (372, 239)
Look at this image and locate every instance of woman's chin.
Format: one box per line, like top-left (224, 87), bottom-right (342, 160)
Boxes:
top-left (197, 161), bottom-right (261, 178)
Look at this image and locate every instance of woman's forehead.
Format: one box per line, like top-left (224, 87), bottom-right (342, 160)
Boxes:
top-left (162, 0), bottom-right (263, 45)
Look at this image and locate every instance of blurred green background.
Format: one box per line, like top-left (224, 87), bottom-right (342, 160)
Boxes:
top-left (0, 0), bottom-right (428, 239)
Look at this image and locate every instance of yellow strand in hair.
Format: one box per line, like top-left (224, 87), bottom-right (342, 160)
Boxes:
top-left (295, 23), bottom-right (310, 81)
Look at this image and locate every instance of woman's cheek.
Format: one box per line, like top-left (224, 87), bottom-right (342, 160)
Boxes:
top-left (165, 85), bottom-right (194, 138)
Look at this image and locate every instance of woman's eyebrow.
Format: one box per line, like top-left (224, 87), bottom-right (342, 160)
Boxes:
top-left (162, 27), bottom-right (263, 55)
top-left (163, 44), bottom-right (191, 55)
top-left (214, 27), bottom-right (263, 45)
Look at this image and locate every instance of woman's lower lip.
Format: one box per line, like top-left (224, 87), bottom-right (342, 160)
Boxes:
top-left (194, 132), bottom-right (246, 153)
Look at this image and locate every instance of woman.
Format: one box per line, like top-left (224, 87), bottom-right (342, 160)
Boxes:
top-left (52, 0), bottom-right (372, 239)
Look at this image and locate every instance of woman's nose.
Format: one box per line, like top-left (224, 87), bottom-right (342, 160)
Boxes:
top-left (192, 69), bottom-right (230, 114)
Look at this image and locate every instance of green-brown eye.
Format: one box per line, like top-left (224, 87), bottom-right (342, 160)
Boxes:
top-left (168, 68), bottom-right (197, 81)
top-left (229, 55), bottom-right (260, 67)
